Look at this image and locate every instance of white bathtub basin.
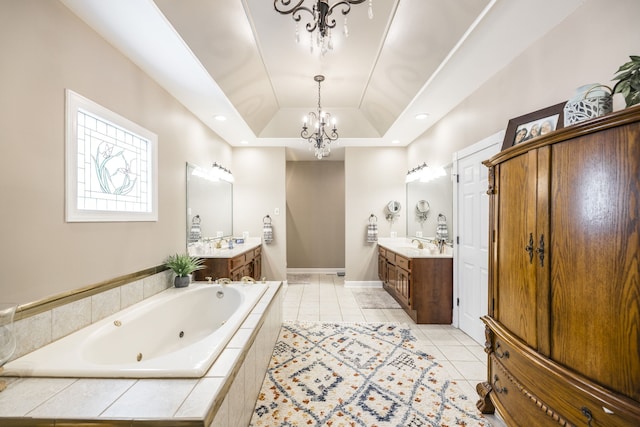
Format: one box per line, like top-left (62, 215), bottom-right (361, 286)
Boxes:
top-left (3, 283), bottom-right (267, 378)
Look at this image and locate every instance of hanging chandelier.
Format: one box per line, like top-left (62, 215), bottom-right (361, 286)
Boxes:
top-left (301, 75), bottom-right (338, 159)
top-left (274, 0), bottom-right (373, 55)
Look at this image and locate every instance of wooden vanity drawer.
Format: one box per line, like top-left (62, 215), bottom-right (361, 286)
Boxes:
top-left (378, 247), bottom-right (386, 258)
top-left (395, 255), bottom-right (410, 270)
top-left (253, 246), bottom-right (261, 257)
top-left (230, 254), bottom-right (246, 271)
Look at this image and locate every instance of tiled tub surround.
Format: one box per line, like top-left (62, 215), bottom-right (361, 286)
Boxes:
top-left (9, 268), bottom-right (175, 362)
top-left (4, 284), bottom-right (268, 378)
top-left (0, 281), bottom-right (283, 426)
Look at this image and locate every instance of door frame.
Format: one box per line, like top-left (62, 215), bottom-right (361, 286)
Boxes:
top-left (451, 130), bottom-right (504, 329)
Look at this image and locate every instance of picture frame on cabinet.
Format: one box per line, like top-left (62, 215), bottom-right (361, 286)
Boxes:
top-left (501, 101), bottom-right (567, 150)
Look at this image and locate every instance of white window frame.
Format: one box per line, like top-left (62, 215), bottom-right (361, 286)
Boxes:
top-left (65, 89), bottom-right (158, 222)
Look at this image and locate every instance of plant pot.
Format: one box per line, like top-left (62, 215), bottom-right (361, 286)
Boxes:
top-left (174, 275), bottom-right (190, 288)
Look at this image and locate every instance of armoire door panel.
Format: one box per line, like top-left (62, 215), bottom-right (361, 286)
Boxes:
top-left (495, 151), bottom-right (538, 347)
top-left (549, 124), bottom-right (640, 401)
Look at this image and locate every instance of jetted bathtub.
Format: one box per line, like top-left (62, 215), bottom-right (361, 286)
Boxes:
top-left (3, 282), bottom-right (267, 378)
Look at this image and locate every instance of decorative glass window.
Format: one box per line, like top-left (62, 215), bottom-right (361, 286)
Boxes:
top-left (65, 89), bottom-right (158, 222)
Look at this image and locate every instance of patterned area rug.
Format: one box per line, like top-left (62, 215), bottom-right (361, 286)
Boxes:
top-left (250, 322), bottom-right (492, 427)
top-left (352, 288), bottom-right (401, 309)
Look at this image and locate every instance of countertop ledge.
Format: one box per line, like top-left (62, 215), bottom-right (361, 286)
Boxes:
top-left (377, 237), bottom-right (453, 258)
top-left (188, 237), bottom-right (262, 258)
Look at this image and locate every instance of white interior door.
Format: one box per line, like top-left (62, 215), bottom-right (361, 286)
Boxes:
top-left (453, 132), bottom-right (502, 344)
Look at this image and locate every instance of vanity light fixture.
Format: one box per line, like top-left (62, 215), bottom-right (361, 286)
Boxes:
top-left (301, 75), bottom-right (338, 159)
top-left (274, 0), bottom-right (373, 55)
top-left (212, 162), bottom-right (234, 182)
top-left (406, 162), bottom-right (446, 183)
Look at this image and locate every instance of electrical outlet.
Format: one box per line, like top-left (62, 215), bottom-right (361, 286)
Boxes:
top-left (274, 208), bottom-right (280, 215)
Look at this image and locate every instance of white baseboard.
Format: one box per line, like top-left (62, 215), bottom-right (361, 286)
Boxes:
top-left (287, 268), bottom-right (345, 275)
top-left (344, 280), bottom-right (383, 288)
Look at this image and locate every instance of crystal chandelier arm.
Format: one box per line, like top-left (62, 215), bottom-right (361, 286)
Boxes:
top-left (322, 0), bottom-right (369, 31)
top-left (327, 0), bottom-right (368, 17)
top-left (273, 0), bottom-right (316, 29)
top-left (275, 0), bottom-right (369, 35)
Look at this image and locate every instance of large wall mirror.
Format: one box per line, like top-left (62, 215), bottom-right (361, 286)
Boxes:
top-left (406, 165), bottom-right (453, 239)
top-left (186, 163), bottom-right (232, 244)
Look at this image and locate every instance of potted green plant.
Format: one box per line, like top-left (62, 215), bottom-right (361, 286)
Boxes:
top-left (612, 55), bottom-right (640, 107)
top-left (164, 253), bottom-right (205, 288)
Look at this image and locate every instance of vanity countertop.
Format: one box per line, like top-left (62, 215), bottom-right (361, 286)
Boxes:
top-left (377, 237), bottom-right (453, 259)
top-left (188, 237), bottom-right (262, 258)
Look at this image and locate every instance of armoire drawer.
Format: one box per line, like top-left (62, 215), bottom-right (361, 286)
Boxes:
top-left (489, 356), bottom-right (563, 427)
top-left (489, 325), bottom-right (640, 427)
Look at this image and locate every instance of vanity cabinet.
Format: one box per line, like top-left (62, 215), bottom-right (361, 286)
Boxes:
top-left (193, 246), bottom-right (262, 282)
top-left (478, 106), bottom-right (640, 426)
top-left (378, 246), bottom-right (452, 324)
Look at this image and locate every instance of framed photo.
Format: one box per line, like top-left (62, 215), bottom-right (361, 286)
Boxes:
top-left (501, 102), bottom-right (566, 150)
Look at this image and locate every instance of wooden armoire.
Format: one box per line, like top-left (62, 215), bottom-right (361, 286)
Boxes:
top-left (477, 105), bottom-right (640, 426)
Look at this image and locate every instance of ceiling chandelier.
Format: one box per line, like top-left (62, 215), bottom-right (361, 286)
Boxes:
top-left (301, 75), bottom-right (338, 159)
top-left (274, 0), bottom-right (373, 55)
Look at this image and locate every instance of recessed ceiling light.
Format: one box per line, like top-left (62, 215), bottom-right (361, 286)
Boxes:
top-left (415, 113), bottom-right (429, 120)
top-left (391, 140), bottom-right (400, 144)
top-left (214, 115), bottom-right (227, 121)
top-left (240, 140), bottom-right (249, 145)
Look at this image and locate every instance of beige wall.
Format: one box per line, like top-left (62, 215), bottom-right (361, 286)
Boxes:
top-left (286, 161), bottom-right (345, 269)
top-left (0, 1), bottom-right (232, 305)
top-left (345, 147), bottom-right (407, 282)
top-left (232, 147), bottom-right (287, 280)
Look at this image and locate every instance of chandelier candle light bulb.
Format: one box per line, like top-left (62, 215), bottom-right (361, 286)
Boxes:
top-left (274, 0), bottom-right (373, 54)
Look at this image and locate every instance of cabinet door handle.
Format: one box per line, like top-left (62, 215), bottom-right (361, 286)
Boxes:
top-left (524, 233), bottom-right (534, 263)
top-left (495, 342), bottom-right (510, 359)
top-left (536, 234), bottom-right (545, 267)
top-left (492, 374), bottom-right (507, 394)
top-left (581, 407), bottom-right (593, 427)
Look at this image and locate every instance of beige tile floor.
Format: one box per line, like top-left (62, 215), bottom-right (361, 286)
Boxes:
top-left (281, 273), bottom-right (507, 427)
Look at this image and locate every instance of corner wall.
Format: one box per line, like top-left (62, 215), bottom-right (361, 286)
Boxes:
top-left (232, 147), bottom-right (287, 280)
top-left (344, 147), bottom-right (406, 282)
